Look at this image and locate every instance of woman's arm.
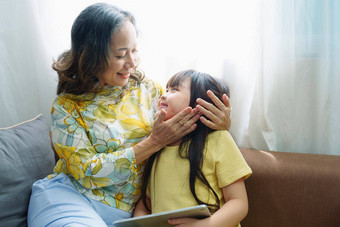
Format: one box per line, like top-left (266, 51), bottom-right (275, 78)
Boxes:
top-left (168, 179), bottom-right (248, 227)
top-left (196, 90), bottom-right (231, 130)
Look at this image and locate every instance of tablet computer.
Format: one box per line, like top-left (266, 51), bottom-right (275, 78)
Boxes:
top-left (113, 204), bottom-right (211, 227)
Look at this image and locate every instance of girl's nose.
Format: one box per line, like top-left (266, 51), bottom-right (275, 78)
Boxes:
top-left (161, 93), bottom-right (167, 100)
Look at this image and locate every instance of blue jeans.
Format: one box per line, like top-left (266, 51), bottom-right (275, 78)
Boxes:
top-left (28, 173), bottom-right (132, 227)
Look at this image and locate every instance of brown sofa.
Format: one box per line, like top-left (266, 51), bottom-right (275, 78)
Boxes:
top-left (2, 115), bottom-right (339, 226)
top-left (240, 148), bottom-right (340, 227)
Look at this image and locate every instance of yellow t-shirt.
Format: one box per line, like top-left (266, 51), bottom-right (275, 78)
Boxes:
top-left (148, 130), bottom-right (252, 215)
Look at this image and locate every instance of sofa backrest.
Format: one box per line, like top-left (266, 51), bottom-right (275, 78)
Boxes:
top-left (0, 115), bottom-right (55, 227)
top-left (240, 148), bottom-right (340, 227)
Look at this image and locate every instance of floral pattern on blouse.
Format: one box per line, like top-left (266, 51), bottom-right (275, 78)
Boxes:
top-left (49, 78), bottom-right (163, 213)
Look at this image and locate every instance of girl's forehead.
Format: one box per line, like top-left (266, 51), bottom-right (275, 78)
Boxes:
top-left (167, 75), bottom-right (190, 88)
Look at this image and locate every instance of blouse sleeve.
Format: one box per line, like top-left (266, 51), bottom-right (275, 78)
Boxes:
top-left (213, 131), bottom-right (252, 188)
top-left (51, 97), bottom-right (139, 190)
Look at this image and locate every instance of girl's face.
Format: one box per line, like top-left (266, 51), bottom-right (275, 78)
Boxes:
top-left (158, 77), bottom-right (191, 121)
top-left (98, 20), bottom-right (139, 87)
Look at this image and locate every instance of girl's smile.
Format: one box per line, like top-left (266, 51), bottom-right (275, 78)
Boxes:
top-left (158, 77), bottom-right (191, 121)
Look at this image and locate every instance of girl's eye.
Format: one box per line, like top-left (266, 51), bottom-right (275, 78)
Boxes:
top-left (115, 55), bottom-right (125, 60)
top-left (165, 87), bottom-right (178, 93)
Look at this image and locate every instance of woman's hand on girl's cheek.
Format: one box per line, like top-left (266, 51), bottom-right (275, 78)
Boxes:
top-left (150, 107), bottom-right (199, 146)
top-left (196, 90), bottom-right (231, 131)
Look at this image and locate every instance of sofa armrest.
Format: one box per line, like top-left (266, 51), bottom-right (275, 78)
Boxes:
top-left (240, 148), bottom-right (340, 227)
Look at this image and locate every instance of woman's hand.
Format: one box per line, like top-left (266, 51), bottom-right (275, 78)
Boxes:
top-left (133, 107), bottom-right (200, 164)
top-left (149, 107), bottom-right (200, 147)
top-left (196, 90), bottom-right (231, 131)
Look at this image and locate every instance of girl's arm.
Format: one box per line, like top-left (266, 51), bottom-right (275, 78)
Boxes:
top-left (196, 90), bottom-right (231, 131)
top-left (133, 197), bottom-right (151, 217)
top-left (168, 179), bottom-right (248, 227)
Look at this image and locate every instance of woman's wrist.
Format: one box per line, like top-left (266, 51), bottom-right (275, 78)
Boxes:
top-left (132, 135), bottom-right (164, 164)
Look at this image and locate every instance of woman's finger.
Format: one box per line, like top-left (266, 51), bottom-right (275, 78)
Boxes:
top-left (207, 90), bottom-right (224, 110)
top-left (199, 115), bottom-right (218, 130)
top-left (196, 98), bottom-right (219, 116)
top-left (168, 107), bottom-right (198, 128)
top-left (222, 94), bottom-right (230, 108)
top-left (196, 90), bottom-right (231, 130)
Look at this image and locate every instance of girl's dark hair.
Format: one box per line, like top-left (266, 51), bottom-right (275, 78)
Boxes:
top-left (140, 69), bottom-right (230, 213)
top-left (53, 3), bottom-right (144, 95)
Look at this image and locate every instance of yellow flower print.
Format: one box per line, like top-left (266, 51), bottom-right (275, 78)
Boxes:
top-left (54, 143), bottom-right (85, 181)
top-left (64, 114), bottom-right (86, 134)
top-left (120, 118), bottom-right (150, 139)
top-left (130, 159), bottom-right (137, 173)
top-left (114, 158), bottom-right (132, 180)
top-left (94, 138), bottom-right (121, 153)
top-left (53, 159), bottom-right (68, 175)
top-left (91, 177), bottom-right (112, 188)
top-left (57, 97), bottom-right (76, 112)
top-left (94, 104), bottom-right (117, 123)
top-left (144, 80), bottom-right (159, 98)
top-left (107, 103), bottom-right (130, 121)
top-left (114, 193), bottom-right (125, 207)
top-left (92, 189), bottom-right (104, 197)
top-left (82, 175), bottom-right (112, 189)
top-left (121, 97), bottom-right (139, 115)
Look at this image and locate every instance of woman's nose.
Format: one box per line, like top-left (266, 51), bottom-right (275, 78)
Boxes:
top-left (125, 53), bottom-right (137, 68)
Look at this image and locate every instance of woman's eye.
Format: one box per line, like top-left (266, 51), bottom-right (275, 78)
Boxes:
top-left (115, 56), bottom-right (125, 59)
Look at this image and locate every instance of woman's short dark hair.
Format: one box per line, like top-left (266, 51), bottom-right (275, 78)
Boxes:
top-left (53, 3), bottom-right (143, 95)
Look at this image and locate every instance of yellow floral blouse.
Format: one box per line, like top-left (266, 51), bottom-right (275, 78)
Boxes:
top-left (49, 78), bottom-right (163, 213)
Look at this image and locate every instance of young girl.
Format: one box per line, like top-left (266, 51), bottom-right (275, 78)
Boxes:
top-left (134, 70), bottom-right (252, 227)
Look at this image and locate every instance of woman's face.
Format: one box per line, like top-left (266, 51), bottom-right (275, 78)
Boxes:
top-left (98, 20), bottom-right (139, 87)
top-left (158, 77), bottom-right (191, 121)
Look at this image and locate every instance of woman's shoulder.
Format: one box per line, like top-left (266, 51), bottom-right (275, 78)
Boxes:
top-left (139, 77), bottom-right (163, 91)
top-left (52, 92), bottom-right (95, 111)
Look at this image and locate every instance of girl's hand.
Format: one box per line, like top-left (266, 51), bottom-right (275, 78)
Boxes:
top-left (149, 107), bottom-right (200, 147)
top-left (196, 90), bottom-right (231, 131)
top-left (168, 217), bottom-right (209, 227)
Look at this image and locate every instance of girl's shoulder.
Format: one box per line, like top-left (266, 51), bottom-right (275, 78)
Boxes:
top-left (207, 130), bottom-right (234, 143)
top-left (206, 130), bottom-right (240, 155)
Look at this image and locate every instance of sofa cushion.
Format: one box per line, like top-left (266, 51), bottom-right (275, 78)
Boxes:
top-left (0, 114), bottom-right (55, 227)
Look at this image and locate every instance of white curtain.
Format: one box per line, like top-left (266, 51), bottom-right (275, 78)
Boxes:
top-left (1, 0), bottom-right (339, 155)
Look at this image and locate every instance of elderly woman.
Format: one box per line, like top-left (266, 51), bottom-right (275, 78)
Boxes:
top-left (28, 3), bottom-right (231, 226)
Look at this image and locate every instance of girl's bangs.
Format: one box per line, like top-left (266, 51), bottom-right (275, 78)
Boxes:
top-left (166, 71), bottom-right (192, 88)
